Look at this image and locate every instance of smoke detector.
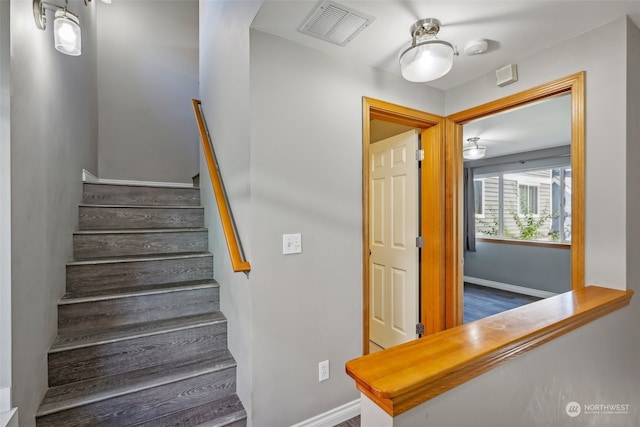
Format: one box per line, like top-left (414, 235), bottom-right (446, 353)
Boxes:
top-left (464, 39), bottom-right (488, 55)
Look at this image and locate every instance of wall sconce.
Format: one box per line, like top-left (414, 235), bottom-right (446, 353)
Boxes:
top-left (33, 0), bottom-right (110, 56)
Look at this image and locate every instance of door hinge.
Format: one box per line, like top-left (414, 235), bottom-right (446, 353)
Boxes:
top-left (416, 236), bottom-right (424, 248)
top-left (416, 323), bottom-right (425, 336)
top-left (416, 149), bottom-right (424, 162)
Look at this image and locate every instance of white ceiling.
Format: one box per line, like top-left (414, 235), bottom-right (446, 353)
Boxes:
top-left (462, 93), bottom-right (571, 158)
top-left (252, 0), bottom-right (640, 91)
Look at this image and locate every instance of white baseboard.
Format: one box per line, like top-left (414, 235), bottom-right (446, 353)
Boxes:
top-left (464, 276), bottom-right (558, 299)
top-left (290, 398), bottom-right (360, 427)
top-left (0, 408), bottom-right (17, 427)
top-left (81, 169), bottom-right (100, 183)
top-left (81, 169), bottom-right (193, 188)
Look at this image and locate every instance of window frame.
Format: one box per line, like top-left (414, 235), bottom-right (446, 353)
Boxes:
top-left (475, 165), bottom-right (570, 243)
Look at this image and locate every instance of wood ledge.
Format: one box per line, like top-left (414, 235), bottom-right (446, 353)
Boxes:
top-left (346, 286), bottom-right (633, 416)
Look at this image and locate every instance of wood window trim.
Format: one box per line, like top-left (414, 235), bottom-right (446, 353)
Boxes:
top-left (346, 286), bottom-right (633, 417)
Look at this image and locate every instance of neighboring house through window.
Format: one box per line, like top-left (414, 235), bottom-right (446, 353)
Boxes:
top-left (474, 165), bottom-right (571, 243)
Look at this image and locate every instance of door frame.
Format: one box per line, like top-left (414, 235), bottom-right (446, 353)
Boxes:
top-left (445, 72), bottom-right (586, 328)
top-left (362, 97), bottom-right (446, 354)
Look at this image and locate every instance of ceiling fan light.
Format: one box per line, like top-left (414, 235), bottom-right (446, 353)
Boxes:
top-left (54, 9), bottom-right (81, 56)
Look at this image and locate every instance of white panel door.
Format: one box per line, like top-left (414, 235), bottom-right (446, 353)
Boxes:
top-left (369, 130), bottom-right (419, 350)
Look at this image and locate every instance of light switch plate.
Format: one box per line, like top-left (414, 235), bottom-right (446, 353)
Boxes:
top-left (283, 233), bottom-right (302, 255)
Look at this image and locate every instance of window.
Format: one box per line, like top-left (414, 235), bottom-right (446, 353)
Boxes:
top-left (473, 179), bottom-right (484, 215)
top-left (475, 166), bottom-right (571, 243)
top-left (518, 184), bottom-right (538, 214)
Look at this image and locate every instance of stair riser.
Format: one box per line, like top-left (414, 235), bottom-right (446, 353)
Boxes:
top-left (48, 323), bottom-right (228, 387)
top-left (58, 287), bottom-right (220, 334)
top-left (66, 256), bottom-right (213, 293)
top-left (83, 183), bottom-right (201, 207)
top-left (79, 206), bottom-right (205, 230)
top-left (73, 230), bottom-right (208, 259)
top-left (37, 367), bottom-right (237, 427)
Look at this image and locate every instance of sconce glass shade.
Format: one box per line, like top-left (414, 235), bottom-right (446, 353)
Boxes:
top-left (463, 138), bottom-right (487, 160)
top-left (399, 40), bottom-right (456, 82)
top-left (54, 10), bottom-right (81, 56)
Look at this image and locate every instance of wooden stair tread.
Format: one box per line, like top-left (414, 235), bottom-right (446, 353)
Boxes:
top-left (67, 252), bottom-right (212, 266)
top-left (134, 395), bottom-right (246, 427)
top-left (60, 279), bottom-right (219, 303)
top-left (50, 312), bottom-right (226, 353)
top-left (78, 203), bottom-right (204, 209)
top-left (74, 228), bottom-right (207, 235)
top-left (36, 181), bottom-right (245, 426)
top-left (83, 183), bottom-right (200, 207)
top-left (82, 182), bottom-right (195, 190)
top-left (37, 350), bottom-right (236, 417)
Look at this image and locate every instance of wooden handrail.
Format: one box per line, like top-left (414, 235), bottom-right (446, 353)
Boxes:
top-left (346, 286), bottom-right (632, 416)
top-left (192, 99), bottom-right (251, 273)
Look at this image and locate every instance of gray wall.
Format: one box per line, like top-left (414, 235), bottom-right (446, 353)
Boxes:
top-left (0, 0), bottom-right (12, 403)
top-left (625, 20), bottom-right (640, 422)
top-left (464, 242), bottom-right (571, 294)
top-left (399, 17), bottom-right (639, 426)
top-left (199, 0), bottom-right (261, 422)
top-left (248, 31), bottom-right (443, 426)
top-left (199, 2), bottom-right (444, 422)
top-left (97, 0), bottom-right (199, 183)
top-left (10, 0), bottom-right (99, 425)
top-left (628, 17), bottom-right (640, 293)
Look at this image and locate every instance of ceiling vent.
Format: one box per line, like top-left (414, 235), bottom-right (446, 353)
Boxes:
top-left (298, 0), bottom-right (375, 46)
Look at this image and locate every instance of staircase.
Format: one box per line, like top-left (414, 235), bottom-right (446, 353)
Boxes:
top-left (36, 182), bottom-right (247, 427)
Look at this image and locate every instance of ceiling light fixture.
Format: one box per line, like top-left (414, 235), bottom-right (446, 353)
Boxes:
top-left (463, 137), bottom-right (487, 160)
top-left (33, 0), bottom-right (108, 56)
top-left (399, 18), bottom-right (458, 82)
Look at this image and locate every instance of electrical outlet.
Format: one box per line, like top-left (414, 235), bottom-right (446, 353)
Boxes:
top-left (318, 360), bottom-right (330, 382)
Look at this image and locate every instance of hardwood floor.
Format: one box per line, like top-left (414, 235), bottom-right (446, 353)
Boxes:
top-left (464, 282), bottom-right (542, 323)
top-left (333, 284), bottom-right (541, 426)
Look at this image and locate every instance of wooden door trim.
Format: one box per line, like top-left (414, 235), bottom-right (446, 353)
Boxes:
top-left (362, 97), bottom-right (445, 354)
top-left (444, 72), bottom-right (586, 328)
top-left (420, 126), bottom-right (446, 334)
